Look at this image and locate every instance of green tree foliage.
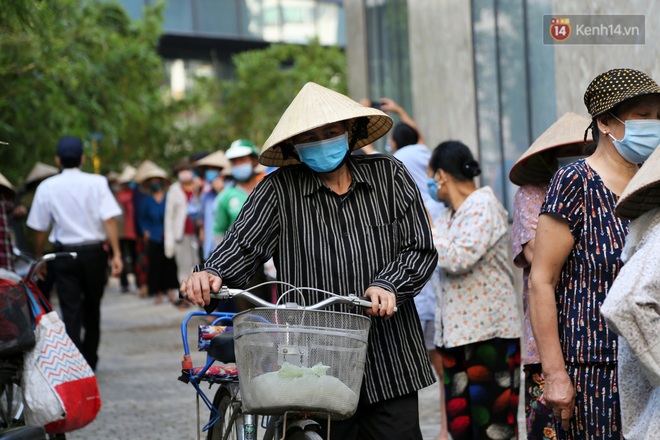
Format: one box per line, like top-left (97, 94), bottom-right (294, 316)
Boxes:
top-left (0, 0), bottom-right (347, 185)
top-left (181, 39), bottom-right (347, 153)
top-left (0, 0), bottom-right (183, 183)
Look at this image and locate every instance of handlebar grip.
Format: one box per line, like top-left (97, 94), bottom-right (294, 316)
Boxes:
top-left (41, 252), bottom-right (78, 262)
top-left (352, 297), bottom-right (398, 313)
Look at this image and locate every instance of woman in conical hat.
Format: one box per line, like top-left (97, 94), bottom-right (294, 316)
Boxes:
top-left (509, 112), bottom-right (592, 439)
top-left (181, 82), bottom-right (439, 440)
top-left (529, 68), bottom-right (660, 437)
top-left (601, 146), bottom-right (660, 438)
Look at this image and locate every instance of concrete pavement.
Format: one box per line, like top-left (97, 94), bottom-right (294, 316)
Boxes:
top-left (63, 280), bottom-right (445, 439)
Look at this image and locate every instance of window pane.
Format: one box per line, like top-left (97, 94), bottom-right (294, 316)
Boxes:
top-left (120, 0), bottom-right (145, 20)
top-left (365, 0), bottom-right (412, 127)
top-left (472, 0), bottom-right (504, 206)
top-left (199, 0), bottom-right (239, 35)
top-left (163, 0), bottom-right (194, 32)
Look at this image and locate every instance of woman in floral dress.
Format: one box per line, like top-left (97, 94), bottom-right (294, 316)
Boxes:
top-left (429, 140), bottom-right (522, 440)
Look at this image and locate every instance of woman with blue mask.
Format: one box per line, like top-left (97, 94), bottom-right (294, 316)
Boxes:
top-left (508, 112), bottom-right (593, 440)
top-left (529, 68), bottom-right (660, 439)
top-left (189, 151), bottom-right (228, 261)
top-left (427, 140), bottom-right (522, 440)
top-left (134, 161), bottom-right (179, 305)
top-left (214, 139), bottom-right (262, 246)
top-left (181, 82), bottom-right (439, 440)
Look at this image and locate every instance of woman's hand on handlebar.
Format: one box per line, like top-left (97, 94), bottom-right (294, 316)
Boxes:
top-left (180, 271), bottom-right (223, 307)
top-left (364, 286), bottom-right (396, 318)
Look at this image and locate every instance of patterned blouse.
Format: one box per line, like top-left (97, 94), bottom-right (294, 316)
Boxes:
top-left (540, 159), bottom-right (629, 364)
top-left (433, 186), bottom-right (522, 348)
top-left (511, 184), bottom-right (548, 365)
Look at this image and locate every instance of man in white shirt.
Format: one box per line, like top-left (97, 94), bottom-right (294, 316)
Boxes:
top-left (27, 136), bottom-right (122, 371)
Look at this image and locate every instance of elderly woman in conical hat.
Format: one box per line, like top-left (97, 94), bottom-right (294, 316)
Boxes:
top-left (134, 160), bottom-right (179, 305)
top-left (529, 68), bottom-right (660, 438)
top-left (181, 82), bottom-right (439, 440)
top-left (600, 146), bottom-right (660, 439)
top-left (508, 112), bottom-right (593, 439)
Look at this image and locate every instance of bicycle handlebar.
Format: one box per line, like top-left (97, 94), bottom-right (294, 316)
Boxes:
top-left (24, 251), bottom-right (77, 281)
top-left (210, 285), bottom-right (397, 312)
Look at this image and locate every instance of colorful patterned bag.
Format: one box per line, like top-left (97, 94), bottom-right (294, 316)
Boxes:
top-left (21, 284), bottom-right (101, 433)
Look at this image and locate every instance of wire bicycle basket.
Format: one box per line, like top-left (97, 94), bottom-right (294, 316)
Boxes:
top-left (232, 308), bottom-right (371, 420)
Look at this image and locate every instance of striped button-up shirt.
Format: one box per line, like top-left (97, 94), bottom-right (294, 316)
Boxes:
top-left (199, 154), bottom-right (438, 404)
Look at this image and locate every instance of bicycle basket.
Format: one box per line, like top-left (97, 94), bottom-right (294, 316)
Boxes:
top-left (232, 308), bottom-right (371, 420)
top-left (0, 280), bottom-right (35, 357)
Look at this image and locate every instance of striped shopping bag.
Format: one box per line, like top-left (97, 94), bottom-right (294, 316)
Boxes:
top-left (22, 283), bottom-right (101, 433)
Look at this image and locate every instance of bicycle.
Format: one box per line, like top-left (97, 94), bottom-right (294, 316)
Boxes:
top-left (0, 251), bottom-right (76, 440)
top-left (179, 282), bottom-right (387, 440)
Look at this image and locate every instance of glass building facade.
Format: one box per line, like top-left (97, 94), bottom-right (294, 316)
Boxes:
top-left (361, 0), bottom-right (556, 216)
top-left (119, 0), bottom-right (345, 46)
top-left (471, 0), bottom-right (556, 216)
top-left (364, 0), bottom-right (413, 116)
top-left (117, 0), bottom-right (345, 100)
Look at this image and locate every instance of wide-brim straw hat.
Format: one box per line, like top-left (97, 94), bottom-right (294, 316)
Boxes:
top-left (509, 112), bottom-right (593, 186)
top-left (193, 150), bottom-right (230, 170)
top-left (0, 172), bottom-right (15, 196)
top-left (134, 160), bottom-right (169, 184)
top-left (584, 68), bottom-right (660, 117)
top-left (117, 165), bottom-right (137, 184)
top-left (25, 162), bottom-right (59, 186)
top-left (616, 146), bottom-right (660, 219)
top-left (259, 82), bottom-right (393, 167)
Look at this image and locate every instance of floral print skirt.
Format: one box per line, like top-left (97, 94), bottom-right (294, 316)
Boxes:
top-left (523, 363), bottom-right (556, 440)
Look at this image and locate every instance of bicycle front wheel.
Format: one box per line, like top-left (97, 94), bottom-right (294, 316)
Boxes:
top-left (207, 385), bottom-right (244, 440)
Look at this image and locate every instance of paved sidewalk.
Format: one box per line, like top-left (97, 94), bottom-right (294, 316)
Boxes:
top-left (64, 281), bottom-right (445, 439)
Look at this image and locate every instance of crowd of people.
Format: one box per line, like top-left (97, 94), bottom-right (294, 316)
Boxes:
top-left (1, 66), bottom-right (660, 440)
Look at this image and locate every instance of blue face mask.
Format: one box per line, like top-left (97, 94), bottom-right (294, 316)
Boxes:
top-left (149, 183), bottom-right (163, 192)
top-left (427, 177), bottom-right (441, 203)
top-left (294, 132), bottom-right (349, 173)
top-left (231, 163), bottom-right (253, 182)
top-left (609, 114), bottom-right (660, 164)
top-left (205, 170), bottom-right (220, 181)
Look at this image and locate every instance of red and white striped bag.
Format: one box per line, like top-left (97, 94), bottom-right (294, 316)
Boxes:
top-left (22, 285), bottom-right (101, 433)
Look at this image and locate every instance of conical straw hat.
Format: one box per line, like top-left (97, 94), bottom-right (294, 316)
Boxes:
top-left (509, 112), bottom-right (593, 186)
top-left (117, 165), bottom-right (137, 184)
top-left (25, 162), bottom-right (59, 186)
top-left (259, 82), bottom-right (393, 167)
top-left (134, 160), bottom-right (169, 184)
top-left (106, 171), bottom-right (120, 183)
top-left (0, 172), bottom-right (15, 195)
top-left (193, 150), bottom-right (230, 170)
top-left (616, 146), bottom-right (660, 220)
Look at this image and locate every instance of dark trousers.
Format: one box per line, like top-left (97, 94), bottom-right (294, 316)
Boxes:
top-left (318, 391), bottom-right (422, 440)
top-left (51, 244), bottom-right (108, 370)
top-left (119, 238), bottom-right (137, 289)
top-left (146, 240), bottom-right (179, 295)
